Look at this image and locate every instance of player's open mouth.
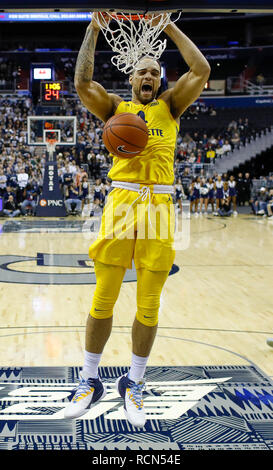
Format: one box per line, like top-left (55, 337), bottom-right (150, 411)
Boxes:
top-left (141, 84), bottom-right (153, 94)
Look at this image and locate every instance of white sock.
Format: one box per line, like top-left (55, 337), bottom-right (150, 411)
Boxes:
top-left (128, 353), bottom-right (149, 383)
top-left (82, 350), bottom-right (102, 379)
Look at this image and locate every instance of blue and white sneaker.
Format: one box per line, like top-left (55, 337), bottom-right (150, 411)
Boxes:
top-left (64, 376), bottom-right (107, 419)
top-left (116, 374), bottom-right (146, 428)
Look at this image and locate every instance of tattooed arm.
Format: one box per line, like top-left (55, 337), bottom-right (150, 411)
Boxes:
top-left (74, 13), bottom-right (122, 122)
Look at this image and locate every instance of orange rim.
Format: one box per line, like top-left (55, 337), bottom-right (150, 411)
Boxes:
top-left (100, 11), bottom-right (149, 21)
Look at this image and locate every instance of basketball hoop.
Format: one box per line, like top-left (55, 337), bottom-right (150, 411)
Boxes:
top-left (95, 10), bottom-right (182, 74)
top-left (46, 137), bottom-right (58, 157)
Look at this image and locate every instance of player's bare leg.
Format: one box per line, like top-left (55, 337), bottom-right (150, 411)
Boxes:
top-left (85, 315), bottom-right (113, 354)
top-left (132, 318), bottom-right (158, 357)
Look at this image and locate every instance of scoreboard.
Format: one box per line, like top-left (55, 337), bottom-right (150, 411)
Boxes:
top-left (40, 81), bottom-right (63, 105)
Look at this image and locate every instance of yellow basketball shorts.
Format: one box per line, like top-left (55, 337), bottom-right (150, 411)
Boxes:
top-left (89, 186), bottom-right (175, 272)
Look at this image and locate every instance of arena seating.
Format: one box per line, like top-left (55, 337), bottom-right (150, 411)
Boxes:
top-left (0, 52), bottom-right (273, 218)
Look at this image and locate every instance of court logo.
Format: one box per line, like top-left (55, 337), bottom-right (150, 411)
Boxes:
top-left (0, 377), bottom-right (231, 421)
top-left (0, 253), bottom-right (179, 284)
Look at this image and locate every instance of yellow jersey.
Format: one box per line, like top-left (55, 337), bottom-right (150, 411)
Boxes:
top-left (107, 99), bottom-right (179, 185)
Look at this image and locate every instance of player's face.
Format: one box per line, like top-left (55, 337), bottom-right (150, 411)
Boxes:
top-left (130, 58), bottom-right (161, 104)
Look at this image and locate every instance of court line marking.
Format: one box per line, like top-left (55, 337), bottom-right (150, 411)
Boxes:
top-left (0, 325), bottom-right (272, 335)
top-left (0, 330), bottom-right (271, 376)
top-left (181, 216), bottom-right (228, 236)
top-left (0, 329), bottom-right (262, 371)
top-left (241, 217), bottom-right (273, 227)
top-left (180, 264), bottom-right (273, 267)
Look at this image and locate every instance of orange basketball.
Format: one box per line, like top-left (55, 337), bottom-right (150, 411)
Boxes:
top-left (102, 113), bottom-right (149, 158)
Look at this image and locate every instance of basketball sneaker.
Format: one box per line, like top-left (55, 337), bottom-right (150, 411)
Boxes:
top-left (116, 374), bottom-right (146, 428)
top-left (64, 376), bottom-right (107, 419)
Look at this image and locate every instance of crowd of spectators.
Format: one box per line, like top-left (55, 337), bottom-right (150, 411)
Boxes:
top-left (0, 93), bottom-right (272, 219)
top-left (59, 56), bottom-right (126, 91)
top-left (175, 102), bottom-right (252, 167)
top-left (0, 58), bottom-right (19, 91)
top-left (175, 171), bottom-right (273, 218)
top-left (247, 174), bottom-right (273, 218)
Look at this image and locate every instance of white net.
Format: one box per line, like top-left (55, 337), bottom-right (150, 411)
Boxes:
top-left (95, 11), bottom-right (181, 74)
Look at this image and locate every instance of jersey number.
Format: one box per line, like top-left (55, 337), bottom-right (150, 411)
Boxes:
top-left (137, 111), bottom-right (148, 124)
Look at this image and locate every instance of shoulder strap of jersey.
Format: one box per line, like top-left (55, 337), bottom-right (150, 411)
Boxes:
top-left (115, 100), bottom-right (131, 114)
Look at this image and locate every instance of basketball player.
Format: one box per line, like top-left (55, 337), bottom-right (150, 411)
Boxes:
top-left (64, 12), bottom-right (210, 427)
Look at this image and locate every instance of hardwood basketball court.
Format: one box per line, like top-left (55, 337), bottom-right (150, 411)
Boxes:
top-left (0, 211), bottom-right (272, 379)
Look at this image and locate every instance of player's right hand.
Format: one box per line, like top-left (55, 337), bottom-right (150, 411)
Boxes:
top-left (90, 11), bottom-right (111, 31)
top-left (89, 12), bottom-right (101, 31)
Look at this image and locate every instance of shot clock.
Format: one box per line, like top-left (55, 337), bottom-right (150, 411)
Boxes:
top-left (40, 81), bottom-right (63, 105)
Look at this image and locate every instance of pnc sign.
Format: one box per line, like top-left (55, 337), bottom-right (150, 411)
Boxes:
top-left (36, 158), bottom-right (66, 216)
top-left (39, 199), bottom-right (64, 207)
